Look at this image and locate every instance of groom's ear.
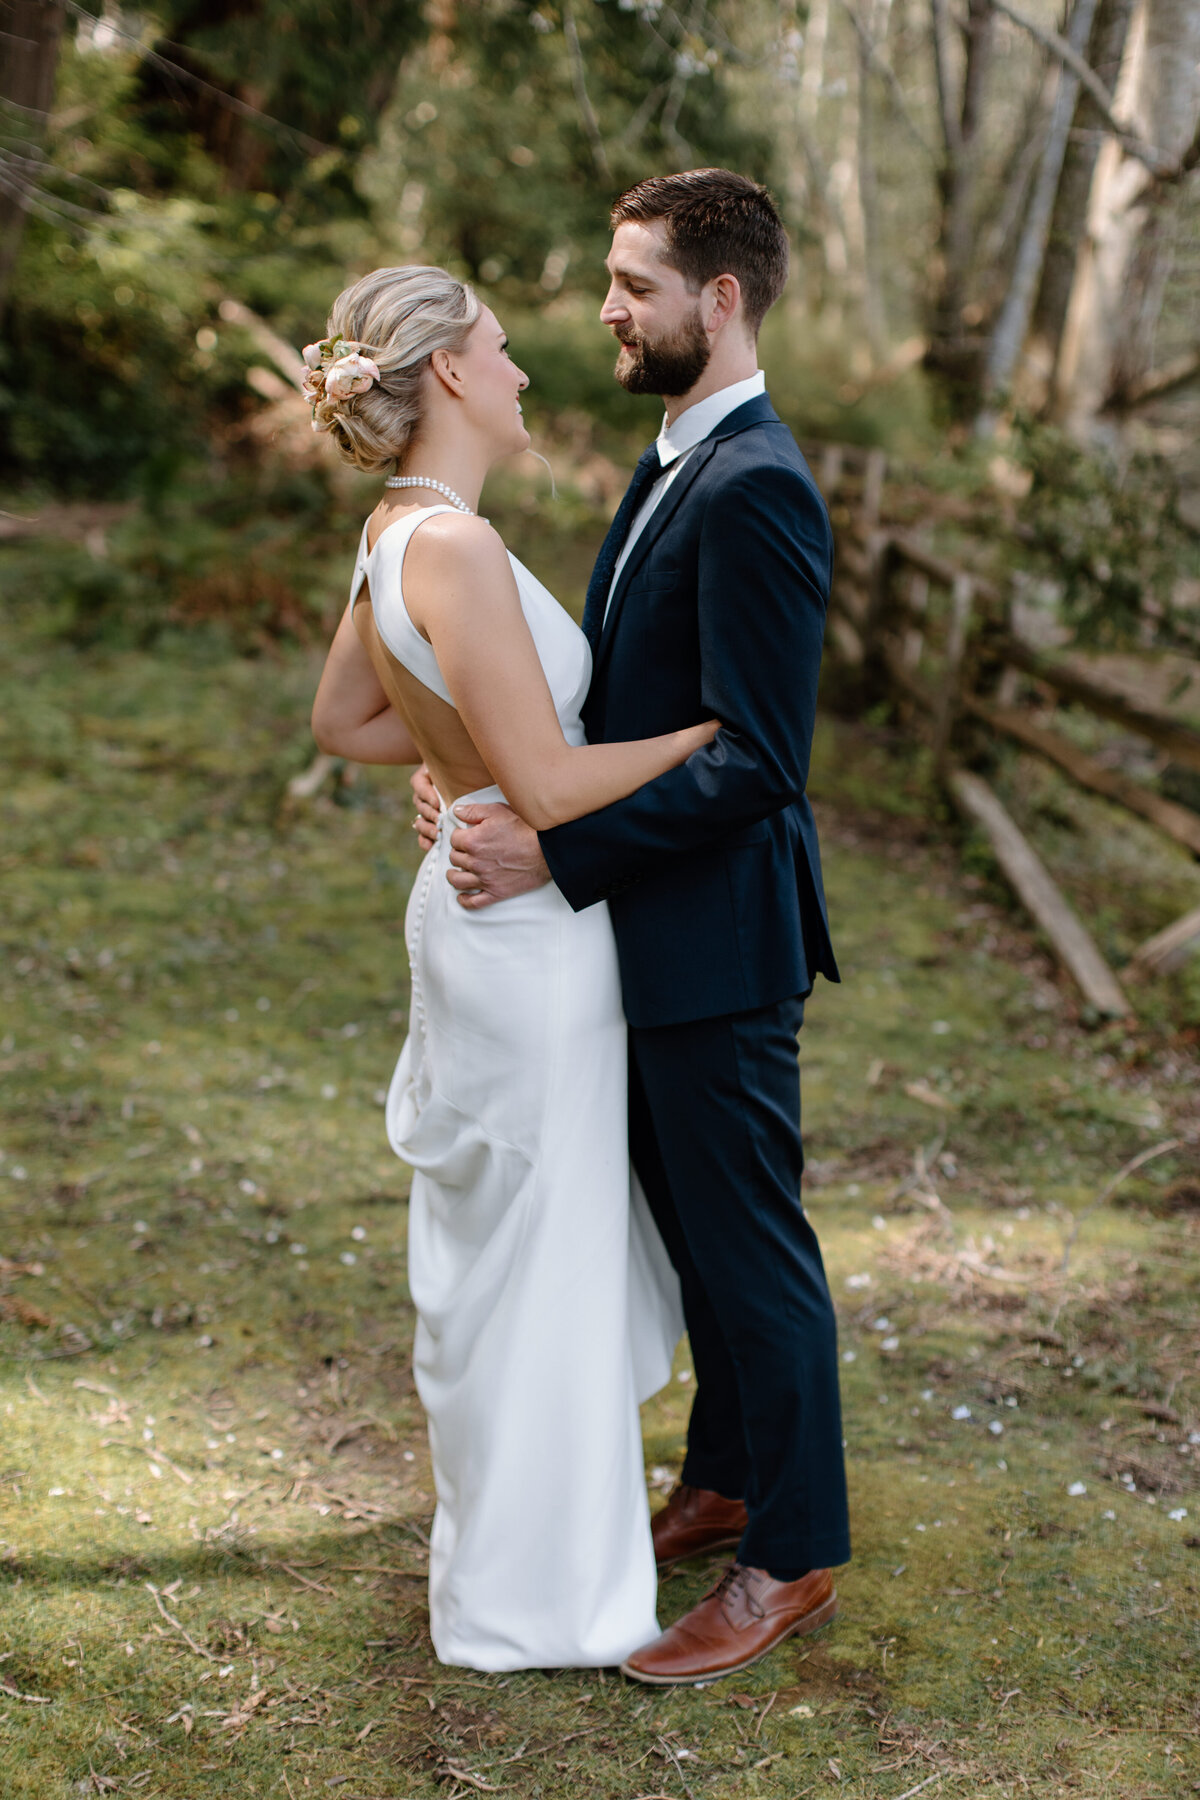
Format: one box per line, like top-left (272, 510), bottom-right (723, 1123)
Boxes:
top-left (430, 346), bottom-right (465, 397)
top-left (703, 272), bottom-right (743, 335)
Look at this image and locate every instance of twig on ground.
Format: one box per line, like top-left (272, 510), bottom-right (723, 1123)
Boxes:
top-left (754, 1690), bottom-right (778, 1737)
top-left (332, 1562), bottom-right (423, 1577)
top-left (888, 1136), bottom-right (948, 1211)
top-left (324, 1417), bottom-right (375, 1455)
top-left (397, 1517), bottom-right (432, 1546)
top-left (434, 1762), bottom-right (504, 1791)
top-left (274, 1561), bottom-right (336, 1596)
top-left (1059, 1139), bottom-right (1181, 1274)
top-left (147, 1446), bottom-right (194, 1485)
top-left (489, 1727), bottom-right (600, 1767)
top-left (0, 1680), bottom-right (52, 1704)
top-left (101, 1438), bottom-right (194, 1485)
top-left (894, 1775), bottom-right (944, 1800)
top-left (205, 1480), bottom-right (270, 1536)
top-left (657, 1737), bottom-right (698, 1800)
top-left (303, 1481), bottom-right (392, 1521)
top-left (144, 1583), bottom-right (216, 1661)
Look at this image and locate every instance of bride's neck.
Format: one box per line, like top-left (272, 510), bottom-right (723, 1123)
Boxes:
top-left (395, 426), bottom-right (489, 514)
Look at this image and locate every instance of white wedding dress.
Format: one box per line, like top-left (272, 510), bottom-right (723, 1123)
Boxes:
top-left (349, 507), bottom-right (683, 1671)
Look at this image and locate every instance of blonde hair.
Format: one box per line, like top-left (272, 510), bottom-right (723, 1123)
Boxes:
top-left (310, 266), bottom-right (482, 474)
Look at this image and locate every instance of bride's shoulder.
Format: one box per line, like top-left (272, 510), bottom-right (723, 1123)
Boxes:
top-left (406, 510), bottom-right (506, 570)
top-left (403, 513), bottom-right (518, 619)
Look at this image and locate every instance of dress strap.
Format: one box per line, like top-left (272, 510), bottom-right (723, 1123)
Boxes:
top-left (349, 505), bottom-right (459, 706)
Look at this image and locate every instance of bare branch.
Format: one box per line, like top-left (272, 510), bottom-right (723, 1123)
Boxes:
top-left (838, 0), bottom-right (937, 159)
top-left (988, 0), bottom-right (1175, 176)
top-left (982, 0), bottom-right (1101, 407)
top-left (928, 0), bottom-right (962, 158)
top-left (658, 0), bottom-right (708, 169)
top-left (561, 1), bottom-right (612, 182)
top-left (55, 0), bottom-right (332, 158)
top-left (1059, 1139), bottom-right (1181, 1273)
top-left (1111, 343), bottom-right (1200, 408)
top-left (617, 79), bottom-right (668, 148)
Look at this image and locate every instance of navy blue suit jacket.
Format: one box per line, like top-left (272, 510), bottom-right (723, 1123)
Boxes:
top-left (539, 392), bottom-right (839, 1028)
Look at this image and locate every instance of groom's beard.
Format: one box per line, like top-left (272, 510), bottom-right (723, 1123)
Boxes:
top-left (613, 307), bottom-right (711, 398)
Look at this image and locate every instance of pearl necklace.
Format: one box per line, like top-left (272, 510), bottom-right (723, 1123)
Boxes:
top-left (384, 475), bottom-right (473, 514)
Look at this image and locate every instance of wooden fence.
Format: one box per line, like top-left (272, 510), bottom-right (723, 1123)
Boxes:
top-left (812, 443), bottom-right (1200, 1018)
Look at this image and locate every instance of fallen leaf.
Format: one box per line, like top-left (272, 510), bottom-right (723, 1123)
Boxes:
top-left (904, 1082), bottom-right (957, 1113)
top-left (0, 1295), bottom-right (53, 1329)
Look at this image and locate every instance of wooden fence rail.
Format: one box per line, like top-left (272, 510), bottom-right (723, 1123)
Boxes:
top-left (813, 445), bottom-right (1200, 1016)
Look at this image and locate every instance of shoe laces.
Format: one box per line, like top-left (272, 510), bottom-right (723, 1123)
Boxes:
top-left (714, 1562), bottom-right (765, 1620)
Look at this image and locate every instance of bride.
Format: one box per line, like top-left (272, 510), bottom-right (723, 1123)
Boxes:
top-left (308, 266), bottom-right (702, 1671)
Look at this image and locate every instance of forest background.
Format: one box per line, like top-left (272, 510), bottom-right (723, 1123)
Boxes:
top-left (2, 0), bottom-right (1199, 651)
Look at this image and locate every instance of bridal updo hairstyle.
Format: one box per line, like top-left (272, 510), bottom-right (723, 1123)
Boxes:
top-left (311, 265), bottom-right (482, 474)
top-left (610, 169), bottom-right (789, 335)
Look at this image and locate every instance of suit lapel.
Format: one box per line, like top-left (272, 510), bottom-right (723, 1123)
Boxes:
top-left (594, 439), bottom-right (718, 672)
top-left (592, 392), bottom-right (783, 676)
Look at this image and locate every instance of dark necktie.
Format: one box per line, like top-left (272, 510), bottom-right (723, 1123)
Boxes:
top-left (581, 443), bottom-right (665, 650)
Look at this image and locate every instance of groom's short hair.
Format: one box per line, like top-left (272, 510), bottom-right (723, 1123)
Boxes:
top-left (610, 169), bottom-right (789, 334)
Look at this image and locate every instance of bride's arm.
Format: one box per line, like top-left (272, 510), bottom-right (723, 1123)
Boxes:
top-left (312, 602), bottom-right (422, 764)
top-left (407, 517), bottom-right (717, 832)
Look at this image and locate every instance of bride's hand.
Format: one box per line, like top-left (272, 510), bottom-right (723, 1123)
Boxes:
top-left (689, 717), bottom-right (721, 748)
top-left (411, 763), bottom-right (442, 853)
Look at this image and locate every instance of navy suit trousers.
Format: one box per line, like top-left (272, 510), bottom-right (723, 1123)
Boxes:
top-left (628, 996), bottom-right (851, 1574)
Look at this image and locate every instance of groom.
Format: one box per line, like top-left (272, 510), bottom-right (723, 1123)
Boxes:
top-left (416, 168), bottom-right (850, 1683)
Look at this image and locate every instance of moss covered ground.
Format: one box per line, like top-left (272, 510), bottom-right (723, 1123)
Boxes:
top-left (2, 589), bottom-right (1198, 1799)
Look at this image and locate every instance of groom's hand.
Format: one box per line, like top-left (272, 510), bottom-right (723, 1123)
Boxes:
top-left (448, 803), bottom-right (550, 909)
top-left (410, 764), bottom-right (441, 854)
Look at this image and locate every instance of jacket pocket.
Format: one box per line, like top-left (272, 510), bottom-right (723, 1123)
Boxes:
top-left (628, 566), bottom-right (682, 594)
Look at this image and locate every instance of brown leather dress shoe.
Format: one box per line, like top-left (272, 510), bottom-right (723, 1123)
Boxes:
top-left (651, 1484), bottom-right (749, 1570)
top-left (620, 1563), bottom-right (837, 1686)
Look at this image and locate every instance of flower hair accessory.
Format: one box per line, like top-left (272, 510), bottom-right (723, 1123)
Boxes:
top-left (300, 334), bottom-right (382, 427)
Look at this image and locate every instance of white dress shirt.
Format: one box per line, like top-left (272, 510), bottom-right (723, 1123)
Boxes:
top-left (603, 369), bottom-right (766, 624)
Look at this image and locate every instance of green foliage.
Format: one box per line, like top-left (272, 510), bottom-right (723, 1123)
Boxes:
top-left (364, 0), bottom-right (770, 302)
top-left (1007, 419), bottom-right (1200, 652)
top-left (134, 0), bottom-right (427, 194)
top-left (0, 37), bottom-right (241, 494)
top-left (4, 462), bottom-right (360, 649)
top-left (0, 0), bottom-right (774, 499)
top-left (2, 208), bottom-right (222, 496)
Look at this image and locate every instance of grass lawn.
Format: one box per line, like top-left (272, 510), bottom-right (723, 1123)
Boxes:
top-left (2, 593), bottom-right (1198, 1799)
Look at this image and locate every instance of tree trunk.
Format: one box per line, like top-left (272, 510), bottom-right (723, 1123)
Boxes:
top-left (778, 0), bottom-right (849, 324)
top-left (1030, 0), bottom-right (1138, 376)
top-left (1056, 0), bottom-right (1200, 427)
top-left (1108, 0), bottom-right (1200, 394)
top-left (925, 0), bottom-right (995, 411)
top-left (799, 0), bottom-right (830, 131)
top-left (980, 0), bottom-right (1100, 416)
top-left (0, 1), bottom-right (66, 319)
top-left (857, 0), bottom-right (891, 362)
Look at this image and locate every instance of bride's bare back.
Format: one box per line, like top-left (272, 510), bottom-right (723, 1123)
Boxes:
top-left (349, 501), bottom-right (719, 833)
top-left (354, 504), bottom-right (495, 806)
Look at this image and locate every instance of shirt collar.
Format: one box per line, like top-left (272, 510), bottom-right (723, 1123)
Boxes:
top-left (656, 370), bottom-right (766, 466)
